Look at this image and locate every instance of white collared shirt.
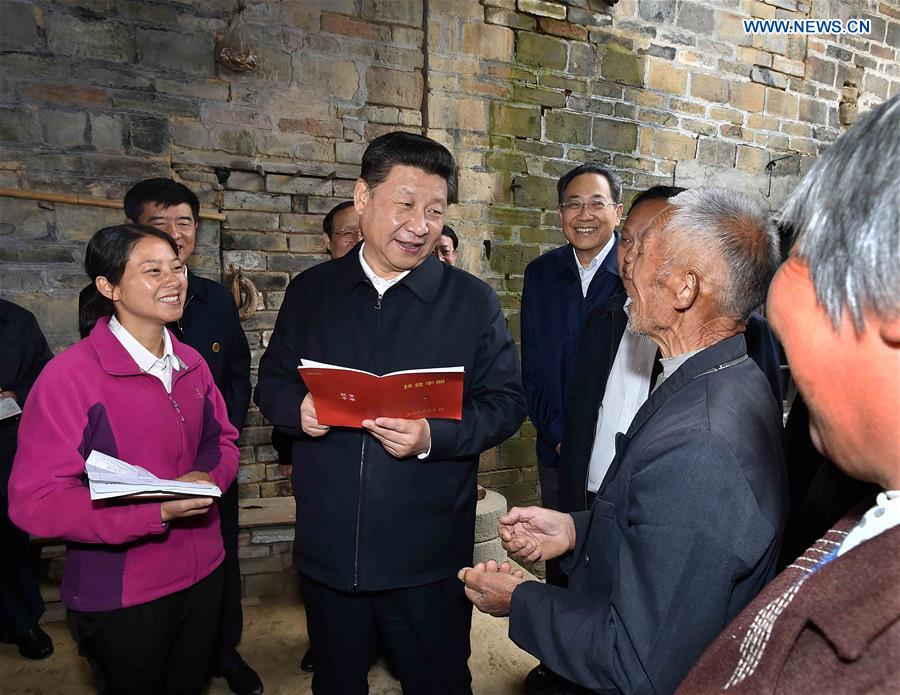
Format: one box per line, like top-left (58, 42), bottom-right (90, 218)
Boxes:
top-left (838, 490), bottom-right (900, 556)
top-left (108, 315), bottom-right (181, 393)
top-left (586, 300), bottom-right (659, 493)
top-left (359, 243), bottom-right (409, 297)
top-left (574, 233), bottom-right (615, 298)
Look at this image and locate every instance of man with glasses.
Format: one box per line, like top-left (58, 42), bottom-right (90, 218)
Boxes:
top-left (322, 200), bottom-right (362, 259)
top-left (435, 225), bottom-right (459, 266)
top-left (519, 163), bottom-right (624, 692)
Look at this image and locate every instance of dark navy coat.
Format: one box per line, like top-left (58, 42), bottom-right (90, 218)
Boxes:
top-left (510, 334), bottom-right (788, 694)
top-left (254, 249), bottom-right (526, 592)
top-left (520, 242), bottom-right (623, 471)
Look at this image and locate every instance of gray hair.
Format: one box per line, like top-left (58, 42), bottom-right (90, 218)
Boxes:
top-left (780, 95), bottom-right (900, 330)
top-left (665, 188), bottom-right (780, 322)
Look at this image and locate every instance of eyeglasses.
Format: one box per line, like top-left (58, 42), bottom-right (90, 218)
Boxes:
top-left (559, 199), bottom-right (618, 214)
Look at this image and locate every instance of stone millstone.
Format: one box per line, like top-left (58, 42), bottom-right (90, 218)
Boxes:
top-left (475, 489), bottom-right (507, 543)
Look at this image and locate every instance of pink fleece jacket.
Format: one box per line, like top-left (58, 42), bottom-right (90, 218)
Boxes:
top-left (9, 317), bottom-right (239, 611)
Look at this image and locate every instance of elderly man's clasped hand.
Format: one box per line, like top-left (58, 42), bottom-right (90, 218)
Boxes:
top-left (460, 506), bottom-right (578, 615)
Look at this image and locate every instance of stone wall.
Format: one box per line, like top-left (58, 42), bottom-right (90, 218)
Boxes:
top-left (1, 0), bottom-right (897, 510)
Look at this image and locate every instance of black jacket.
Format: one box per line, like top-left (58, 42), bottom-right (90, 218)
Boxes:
top-left (510, 334), bottom-right (788, 694)
top-left (254, 249), bottom-right (526, 592)
top-left (79, 271), bottom-right (251, 432)
top-left (0, 300), bottom-right (53, 492)
top-left (558, 292), bottom-right (785, 513)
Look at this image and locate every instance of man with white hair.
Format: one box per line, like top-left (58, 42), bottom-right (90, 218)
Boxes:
top-left (678, 95), bottom-right (900, 693)
top-left (460, 188), bottom-right (788, 694)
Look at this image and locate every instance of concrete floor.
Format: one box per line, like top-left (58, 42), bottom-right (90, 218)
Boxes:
top-left (0, 595), bottom-right (538, 694)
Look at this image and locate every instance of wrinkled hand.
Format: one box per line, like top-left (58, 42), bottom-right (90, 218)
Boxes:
top-left (300, 393), bottom-right (330, 438)
top-left (499, 506), bottom-right (577, 564)
top-left (458, 560), bottom-right (527, 616)
top-left (362, 417), bottom-right (430, 458)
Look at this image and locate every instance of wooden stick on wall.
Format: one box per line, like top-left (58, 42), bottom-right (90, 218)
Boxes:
top-left (0, 187), bottom-right (227, 222)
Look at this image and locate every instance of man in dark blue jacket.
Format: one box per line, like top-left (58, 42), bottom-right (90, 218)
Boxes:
top-left (558, 186), bottom-right (784, 516)
top-left (461, 187), bottom-right (788, 695)
top-left (255, 132), bottom-right (526, 695)
top-left (78, 179), bottom-right (256, 695)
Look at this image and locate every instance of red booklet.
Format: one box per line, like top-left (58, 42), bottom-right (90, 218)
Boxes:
top-left (298, 359), bottom-right (465, 428)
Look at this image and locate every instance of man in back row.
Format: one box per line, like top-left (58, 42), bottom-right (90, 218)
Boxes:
top-left (78, 179), bottom-right (258, 695)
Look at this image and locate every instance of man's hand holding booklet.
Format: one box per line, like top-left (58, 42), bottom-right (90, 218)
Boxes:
top-left (297, 359), bottom-right (465, 428)
top-left (85, 450), bottom-right (222, 501)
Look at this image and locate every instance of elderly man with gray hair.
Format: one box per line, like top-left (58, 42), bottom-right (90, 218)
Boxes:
top-left (679, 95), bottom-right (900, 693)
top-left (459, 187), bottom-right (788, 694)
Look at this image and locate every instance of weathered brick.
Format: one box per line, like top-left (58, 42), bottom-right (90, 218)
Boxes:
top-left (681, 118), bottom-right (717, 136)
top-left (462, 22), bottom-right (515, 61)
top-left (538, 17), bottom-right (588, 41)
top-left (697, 138), bottom-right (736, 167)
top-left (490, 239), bottom-right (543, 272)
top-left (266, 175), bottom-right (333, 196)
top-left (655, 130), bottom-right (697, 160)
top-left (592, 118), bottom-right (638, 153)
top-left (512, 85), bottom-right (567, 107)
top-left (516, 32), bottom-right (568, 71)
top-left (366, 67), bottom-right (423, 110)
top-left (798, 97), bottom-right (827, 124)
top-left (223, 192), bottom-right (292, 213)
top-left (690, 73), bottom-right (729, 103)
top-left (765, 88), bottom-right (799, 119)
top-left (223, 231), bottom-right (288, 252)
top-left (320, 12), bottom-right (389, 41)
top-left (729, 81), bottom-right (766, 112)
top-left (805, 56), bottom-right (836, 86)
top-left (129, 116), bottom-right (168, 154)
top-left (47, 14), bottom-right (136, 63)
top-left (736, 144), bottom-right (770, 172)
top-left (223, 211), bottom-right (281, 232)
top-left (709, 106), bottom-right (743, 124)
top-left (639, 0), bottom-right (676, 22)
top-left (545, 111), bottom-right (592, 145)
top-left (491, 103), bottom-right (541, 139)
top-left (361, 0), bottom-right (423, 26)
top-left (751, 66), bottom-right (790, 89)
top-left (136, 29), bottom-right (212, 77)
top-left (485, 7), bottom-right (538, 31)
top-left (288, 234), bottom-right (327, 254)
top-left (567, 42), bottom-right (596, 77)
top-left (39, 110), bottom-right (87, 148)
top-left (601, 44), bottom-right (645, 86)
top-left (518, 0), bottom-right (567, 19)
top-left (677, 2), bottom-right (715, 33)
top-left (647, 60), bottom-right (687, 94)
top-left (0, 1), bottom-right (39, 51)
top-left (747, 113), bottom-right (780, 131)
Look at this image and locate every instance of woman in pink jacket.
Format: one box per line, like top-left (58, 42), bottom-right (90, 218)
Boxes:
top-left (9, 224), bottom-right (240, 694)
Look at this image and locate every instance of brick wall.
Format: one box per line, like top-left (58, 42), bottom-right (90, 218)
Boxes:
top-left (1, 0), bottom-right (897, 509)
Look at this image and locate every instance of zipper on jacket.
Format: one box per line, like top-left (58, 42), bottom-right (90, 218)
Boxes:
top-left (353, 288), bottom-right (384, 590)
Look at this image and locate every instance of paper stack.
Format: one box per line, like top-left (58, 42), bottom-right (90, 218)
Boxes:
top-left (0, 396), bottom-right (22, 421)
top-left (85, 450), bottom-right (222, 501)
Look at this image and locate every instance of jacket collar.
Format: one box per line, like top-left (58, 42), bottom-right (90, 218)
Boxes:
top-left (185, 268), bottom-right (207, 305)
top-left (89, 316), bottom-right (201, 376)
top-left (625, 333), bottom-right (748, 440)
top-left (556, 237), bottom-right (620, 279)
top-left (336, 244), bottom-right (444, 304)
